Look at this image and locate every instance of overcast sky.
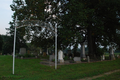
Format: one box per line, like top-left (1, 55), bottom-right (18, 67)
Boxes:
top-left (0, 0), bottom-right (13, 35)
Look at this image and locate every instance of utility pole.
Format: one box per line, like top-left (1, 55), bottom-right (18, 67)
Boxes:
top-left (13, 17), bottom-right (17, 74)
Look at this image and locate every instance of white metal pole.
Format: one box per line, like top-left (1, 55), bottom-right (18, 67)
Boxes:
top-left (13, 19), bottom-right (17, 74)
top-left (55, 23), bottom-right (57, 69)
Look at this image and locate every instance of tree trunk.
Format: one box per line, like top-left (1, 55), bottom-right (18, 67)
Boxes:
top-left (87, 27), bottom-right (96, 59)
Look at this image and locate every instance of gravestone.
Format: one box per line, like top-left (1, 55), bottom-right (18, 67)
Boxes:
top-left (73, 57), bottom-right (81, 63)
top-left (49, 55), bottom-right (55, 61)
top-left (40, 49), bottom-right (42, 54)
top-left (101, 55), bottom-right (105, 61)
top-left (58, 50), bottom-right (64, 63)
top-left (87, 56), bottom-right (90, 62)
top-left (81, 43), bottom-right (86, 60)
top-left (109, 47), bottom-right (115, 60)
top-left (20, 48), bottom-right (26, 55)
top-left (117, 55), bottom-right (119, 58)
top-left (102, 55), bottom-right (105, 60)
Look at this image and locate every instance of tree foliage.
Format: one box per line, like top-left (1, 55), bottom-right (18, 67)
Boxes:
top-left (0, 35), bottom-right (3, 52)
top-left (10, 0), bottom-right (120, 58)
top-left (1, 35), bottom-right (13, 55)
top-left (59, 0), bottom-right (120, 57)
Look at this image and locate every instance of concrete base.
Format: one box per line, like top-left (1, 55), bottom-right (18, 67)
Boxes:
top-left (58, 59), bottom-right (64, 63)
top-left (75, 61), bottom-right (81, 63)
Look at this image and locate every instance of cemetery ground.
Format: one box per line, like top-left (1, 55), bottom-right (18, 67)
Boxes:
top-left (0, 55), bottom-right (120, 80)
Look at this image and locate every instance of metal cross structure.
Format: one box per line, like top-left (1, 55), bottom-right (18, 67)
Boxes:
top-left (12, 18), bottom-right (58, 74)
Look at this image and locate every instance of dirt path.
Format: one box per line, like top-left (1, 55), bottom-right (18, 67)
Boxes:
top-left (79, 69), bottom-right (120, 80)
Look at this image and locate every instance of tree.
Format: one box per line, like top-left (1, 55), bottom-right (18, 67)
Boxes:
top-left (7, 17), bottom-right (27, 53)
top-left (1, 35), bottom-right (13, 55)
top-left (0, 35), bottom-right (3, 52)
top-left (10, 0), bottom-right (120, 59)
top-left (58, 0), bottom-right (88, 50)
top-left (10, 0), bottom-right (52, 49)
top-left (7, 17), bottom-right (28, 52)
top-left (10, 0), bottom-right (66, 49)
top-left (85, 0), bottom-right (120, 57)
top-left (59, 0), bottom-right (120, 58)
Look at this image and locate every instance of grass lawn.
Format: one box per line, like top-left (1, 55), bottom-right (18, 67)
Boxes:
top-left (105, 52), bottom-right (120, 56)
top-left (0, 55), bottom-right (120, 80)
top-left (93, 71), bottom-right (120, 80)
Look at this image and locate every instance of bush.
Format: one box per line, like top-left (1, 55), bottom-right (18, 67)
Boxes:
top-left (41, 55), bottom-right (49, 59)
top-left (74, 52), bottom-right (80, 57)
top-left (96, 47), bottom-right (104, 57)
top-left (64, 56), bottom-right (70, 60)
top-left (52, 59), bottom-right (55, 62)
top-left (23, 53), bottom-right (35, 57)
top-left (16, 53), bottom-right (35, 58)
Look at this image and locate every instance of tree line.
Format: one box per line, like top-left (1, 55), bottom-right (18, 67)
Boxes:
top-left (0, 34), bottom-right (27, 55)
top-left (7, 0), bottom-right (120, 58)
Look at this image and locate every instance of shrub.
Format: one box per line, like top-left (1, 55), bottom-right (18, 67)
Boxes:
top-left (74, 52), bottom-right (80, 57)
top-left (23, 53), bottom-right (35, 57)
top-left (52, 59), bottom-right (55, 62)
top-left (16, 53), bottom-right (35, 58)
top-left (64, 56), bottom-right (70, 60)
top-left (96, 47), bottom-right (104, 57)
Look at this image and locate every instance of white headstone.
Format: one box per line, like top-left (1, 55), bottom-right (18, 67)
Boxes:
top-left (73, 57), bottom-right (81, 62)
top-left (109, 47), bottom-right (115, 60)
top-left (81, 43), bottom-right (86, 59)
top-left (110, 47), bottom-right (114, 55)
top-left (101, 55), bottom-right (105, 61)
top-left (102, 55), bottom-right (105, 60)
top-left (40, 49), bottom-right (42, 54)
top-left (58, 50), bottom-right (64, 63)
top-left (20, 48), bottom-right (26, 55)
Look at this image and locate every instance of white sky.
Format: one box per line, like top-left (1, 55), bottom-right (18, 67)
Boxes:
top-left (0, 0), bottom-right (13, 35)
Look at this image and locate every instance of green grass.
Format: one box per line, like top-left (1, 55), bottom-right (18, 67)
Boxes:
top-left (0, 55), bottom-right (120, 80)
top-left (93, 71), bottom-right (120, 80)
top-left (104, 52), bottom-right (120, 60)
top-left (105, 52), bottom-right (120, 56)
